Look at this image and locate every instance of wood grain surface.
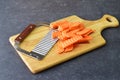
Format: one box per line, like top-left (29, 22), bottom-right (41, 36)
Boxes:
top-left (9, 14), bottom-right (119, 74)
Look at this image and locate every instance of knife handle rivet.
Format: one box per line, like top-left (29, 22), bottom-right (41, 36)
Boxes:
top-left (30, 26), bottom-right (33, 28)
top-left (18, 37), bottom-right (22, 39)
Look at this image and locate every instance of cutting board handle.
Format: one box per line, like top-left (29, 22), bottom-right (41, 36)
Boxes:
top-left (96, 14), bottom-right (119, 31)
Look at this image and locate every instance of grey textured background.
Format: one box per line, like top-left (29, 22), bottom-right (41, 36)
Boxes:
top-left (0, 0), bottom-right (120, 80)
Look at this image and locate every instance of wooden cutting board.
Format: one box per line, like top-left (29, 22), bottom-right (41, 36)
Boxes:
top-left (9, 14), bottom-right (119, 74)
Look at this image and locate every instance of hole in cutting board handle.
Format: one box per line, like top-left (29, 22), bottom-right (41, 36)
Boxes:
top-left (106, 17), bottom-right (112, 22)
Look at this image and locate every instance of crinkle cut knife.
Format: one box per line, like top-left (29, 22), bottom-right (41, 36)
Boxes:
top-left (14, 23), bottom-right (58, 60)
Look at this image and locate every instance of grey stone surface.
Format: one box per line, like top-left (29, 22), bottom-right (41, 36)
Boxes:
top-left (0, 0), bottom-right (120, 80)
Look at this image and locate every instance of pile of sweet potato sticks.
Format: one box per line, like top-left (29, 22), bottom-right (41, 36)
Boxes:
top-left (50, 20), bottom-right (94, 54)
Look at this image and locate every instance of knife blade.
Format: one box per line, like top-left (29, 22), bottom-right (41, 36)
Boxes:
top-left (14, 23), bottom-right (58, 60)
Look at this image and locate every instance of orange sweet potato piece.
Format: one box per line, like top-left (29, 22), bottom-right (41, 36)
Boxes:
top-left (64, 45), bottom-right (74, 52)
top-left (50, 20), bottom-right (68, 29)
top-left (52, 31), bottom-right (61, 39)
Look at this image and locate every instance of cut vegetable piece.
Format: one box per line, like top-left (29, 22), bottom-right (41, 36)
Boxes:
top-left (79, 23), bottom-right (85, 31)
top-left (58, 21), bottom-right (69, 31)
top-left (61, 28), bottom-right (80, 38)
top-left (76, 28), bottom-right (92, 35)
top-left (58, 34), bottom-right (68, 40)
top-left (66, 33), bottom-right (77, 38)
top-left (58, 29), bottom-right (71, 40)
top-left (64, 45), bottom-right (74, 52)
top-left (50, 20), bottom-right (68, 29)
top-left (69, 22), bottom-right (81, 30)
top-left (61, 30), bottom-right (70, 39)
top-left (57, 41), bottom-right (65, 54)
top-left (52, 31), bottom-right (61, 39)
top-left (61, 36), bottom-right (83, 48)
top-left (78, 36), bottom-right (92, 43)
top-left (83, 30), bottom-right (95, 37)
top-left (68, 28), bottom-right (80, 35)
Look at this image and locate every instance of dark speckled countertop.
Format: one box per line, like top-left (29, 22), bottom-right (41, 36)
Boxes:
top-left (0, 0), bottom-right (120, 80)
